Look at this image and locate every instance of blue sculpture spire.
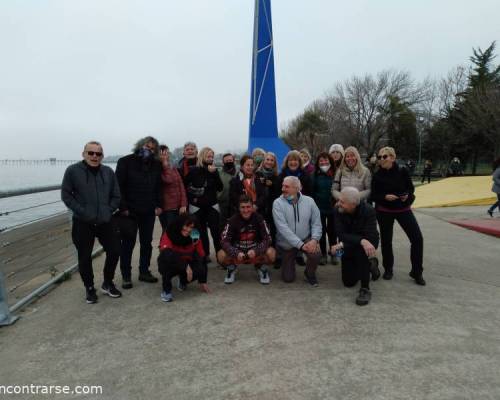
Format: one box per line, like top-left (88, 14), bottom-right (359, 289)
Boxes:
top-left (248, 0), bottom-right (289, 165)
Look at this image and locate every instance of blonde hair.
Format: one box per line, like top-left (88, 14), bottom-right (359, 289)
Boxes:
top-left (341, 146), bottom-right (368, 176)
top-left (257, 152), bottom-right (278, 176)
top-left (196, 147), bottom-right (215, 167)
top-left (251, 148), bottom-right (266, 158)
top-left (378, 146), bottom-right (396, 158)
top-left (282, 150), bottom-right (303, 170)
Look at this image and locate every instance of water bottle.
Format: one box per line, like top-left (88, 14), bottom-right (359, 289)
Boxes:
top-left (335, 247), bottom-right (344, 259)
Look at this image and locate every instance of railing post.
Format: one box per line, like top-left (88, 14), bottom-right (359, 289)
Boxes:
top-left (0, 269), bottom-right (19, 326)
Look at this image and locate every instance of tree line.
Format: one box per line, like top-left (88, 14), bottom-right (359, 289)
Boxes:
top-left (280, 41), bottom-right (500, 175)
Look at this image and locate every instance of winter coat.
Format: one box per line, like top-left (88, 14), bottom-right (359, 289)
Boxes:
top-left (161, 166), bottom-right (187, 211)
top-left (371, 163), bottom-right (415, 211)
top-left (272, 193), bottom-right (322, 250)
top-left (61, 161), bottom-right (120, 224)
top-left (115, 153), bottom-right (162, 215)
top-left (312, 169), bottom-right (335, 214)
top-left (277, 168), bottom-right (313, 196)
top-left (184, 166), bottom-right (223, 210)
top-left (333, 202), bottom-right (379, 250)
top-left (229, 172), bottom-right (267, 216)
top-left (332, 167), bottom-right (372, 201)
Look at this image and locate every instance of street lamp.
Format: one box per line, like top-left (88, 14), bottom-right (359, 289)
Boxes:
top-left (417, 116), bottom-right (425, 168)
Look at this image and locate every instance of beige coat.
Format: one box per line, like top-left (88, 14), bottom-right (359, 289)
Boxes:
top-left (331, 167), bottom-right (372, 201)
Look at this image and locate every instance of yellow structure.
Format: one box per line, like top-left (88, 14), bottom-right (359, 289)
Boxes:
top-left (413, 176), bottom-right (496, 208)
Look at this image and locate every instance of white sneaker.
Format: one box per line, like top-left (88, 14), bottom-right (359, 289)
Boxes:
top-left (258, 267), bottom-right (270, 285)
top-left (224, 266), bottom-right (236, 284)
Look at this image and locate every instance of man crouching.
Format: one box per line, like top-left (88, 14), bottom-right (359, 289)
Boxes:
top-left (218, 195), bottom-right (275, 285)
top-left (157, 214), bottom-right (210, 302)
top-left (331, 187), bottom-right (380, 306)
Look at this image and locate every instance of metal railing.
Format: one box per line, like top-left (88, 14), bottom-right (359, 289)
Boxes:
top-left (0, 185), bottom-right (102, 324)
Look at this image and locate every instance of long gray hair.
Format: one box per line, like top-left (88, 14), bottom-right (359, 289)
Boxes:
top-left (132, 136), bottom-right (160, 158)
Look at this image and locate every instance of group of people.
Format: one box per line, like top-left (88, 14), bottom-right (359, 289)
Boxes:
top-left (61, 137), bottom-right (427, 307)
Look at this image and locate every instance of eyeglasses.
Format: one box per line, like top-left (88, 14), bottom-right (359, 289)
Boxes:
top-left (377, 154), bottom-right (389, 160)
top-left (87, 151), bottom-right (103, 157)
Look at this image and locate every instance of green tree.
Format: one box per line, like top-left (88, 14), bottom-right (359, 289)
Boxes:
top-left (385, 96), bottom-right (418, 160)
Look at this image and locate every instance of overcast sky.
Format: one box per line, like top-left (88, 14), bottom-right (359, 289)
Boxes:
top-left (0, 0), bottom-right (498, 159)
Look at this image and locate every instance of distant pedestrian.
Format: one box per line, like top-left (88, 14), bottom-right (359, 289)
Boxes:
top-left (61, 141), bottom-right (122, 304)
top-left (487, 158), bottom-right (500, 217)
top-left (371, 147), bottom-right (426, 286)
top-left (421, 160), bottom-right (432, 184)
top-left (116, 136), bottom-right (163, 289)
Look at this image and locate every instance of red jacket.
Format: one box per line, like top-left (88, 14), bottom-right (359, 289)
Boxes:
top-left (159, 231), bottom-right (205, 260)
top-left (161, 166), bottom-right (187, 211)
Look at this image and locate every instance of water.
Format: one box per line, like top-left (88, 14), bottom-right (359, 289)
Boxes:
top-left (0, 163), bottom-right (116, 231)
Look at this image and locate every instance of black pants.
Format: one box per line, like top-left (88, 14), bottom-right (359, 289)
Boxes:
top-left (489, 193), bottom-right (500, 212)
top-left (376, 210), bottom-right (423, 274)
top-left (421, 172), bottom-right (431, 184)
top-left (158, 251), bottom-right (207, 293)
top-left (193, 206), bottom-right (221, 256)
top-left (319, 212), bottom-right (334, 256)
top-left (341, 246), bottom-right (371, 289)
top-left (120, 213), bottom-right (156, 279)
top-left (71, 218), bottom-right (120, 288)
top-left (159, 210), bottom-right (179, 232)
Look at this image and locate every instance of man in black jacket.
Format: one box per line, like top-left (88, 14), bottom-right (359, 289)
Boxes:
top-left (61, 141), bottom-right (122, 304)
top-left (332, 187), bottom-right (380, 306)
top-left (116, 136), bottom-right (163, 288)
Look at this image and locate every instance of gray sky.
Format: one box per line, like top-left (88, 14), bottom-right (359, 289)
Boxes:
top-left (0, 0), bottom-right (498, 159)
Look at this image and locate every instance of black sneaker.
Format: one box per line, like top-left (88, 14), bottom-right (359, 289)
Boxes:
top-left (487, 209), bottom-right (493, 217)
top-left (138, 271), bottom-right (159, 283)
top-left (296, 255), bottom-right (306, 266)
top-left (122, 280), bottom-right (133, 289)
top-left (304, 272), bottom-right (319, 287)
top-left (409, 271), bottom-right (426, 286)
top-left (370, 258), bottom-right (381, 281)
top-left (356, 288), bottom-right (371, 306)
top-left (101, 282), bottom-right (122, 298)
top-left (86, 287), bottom-right (98, 304)
top-left (382, 269), bottom-right (393, 280)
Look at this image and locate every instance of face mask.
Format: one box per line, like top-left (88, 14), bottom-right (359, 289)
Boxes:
top-left (337, 206), bottom-right (345, 214)
top-left (254, 156), bottom-right (263, 164)
top-left (190, 229), bottom-right (200, 241)
top-left (203, 160), bottom-right (213, 167)
top-left (319, 165), bottom-right (330, 173)
top-left (223, 162), bottom-right (235, 171)
top-left (139, 148), bottom-right (153, 159)
top-left (286, 194), bottom-right (295, 204)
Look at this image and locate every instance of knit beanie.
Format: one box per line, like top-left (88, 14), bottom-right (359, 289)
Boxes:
top-left (329, 144), bottom-right (345, 156)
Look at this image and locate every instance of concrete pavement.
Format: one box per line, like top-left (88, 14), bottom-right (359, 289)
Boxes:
top-left (1, 206), bottom-right (499, 400)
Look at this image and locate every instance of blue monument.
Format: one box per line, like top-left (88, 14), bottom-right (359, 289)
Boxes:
top-left (248, 0), bottom-right (289, 165)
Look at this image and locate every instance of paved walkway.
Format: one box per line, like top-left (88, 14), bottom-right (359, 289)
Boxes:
top-left (1, 206), bottom-right (500, 400)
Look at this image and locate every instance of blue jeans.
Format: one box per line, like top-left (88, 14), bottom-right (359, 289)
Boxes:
top-left (120, 213), bottom-right (156, 279)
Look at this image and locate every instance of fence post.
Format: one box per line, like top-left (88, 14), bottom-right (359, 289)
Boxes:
top-left (0, 269), bottom-right (19, 326)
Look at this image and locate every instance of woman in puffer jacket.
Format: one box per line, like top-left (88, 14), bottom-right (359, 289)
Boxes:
top-left (331, 146), bottom-right (371, 202)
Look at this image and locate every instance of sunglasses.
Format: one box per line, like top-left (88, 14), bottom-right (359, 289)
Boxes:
top-left (377, 154), bottom-right (389, 160)
top-left (87, 151), bottom-right (103, 157)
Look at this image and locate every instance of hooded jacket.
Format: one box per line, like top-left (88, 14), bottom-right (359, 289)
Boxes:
top-left (61, 161), bottom-right (120, 224)
top-left (272, 193), bottom-right (322, 250)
